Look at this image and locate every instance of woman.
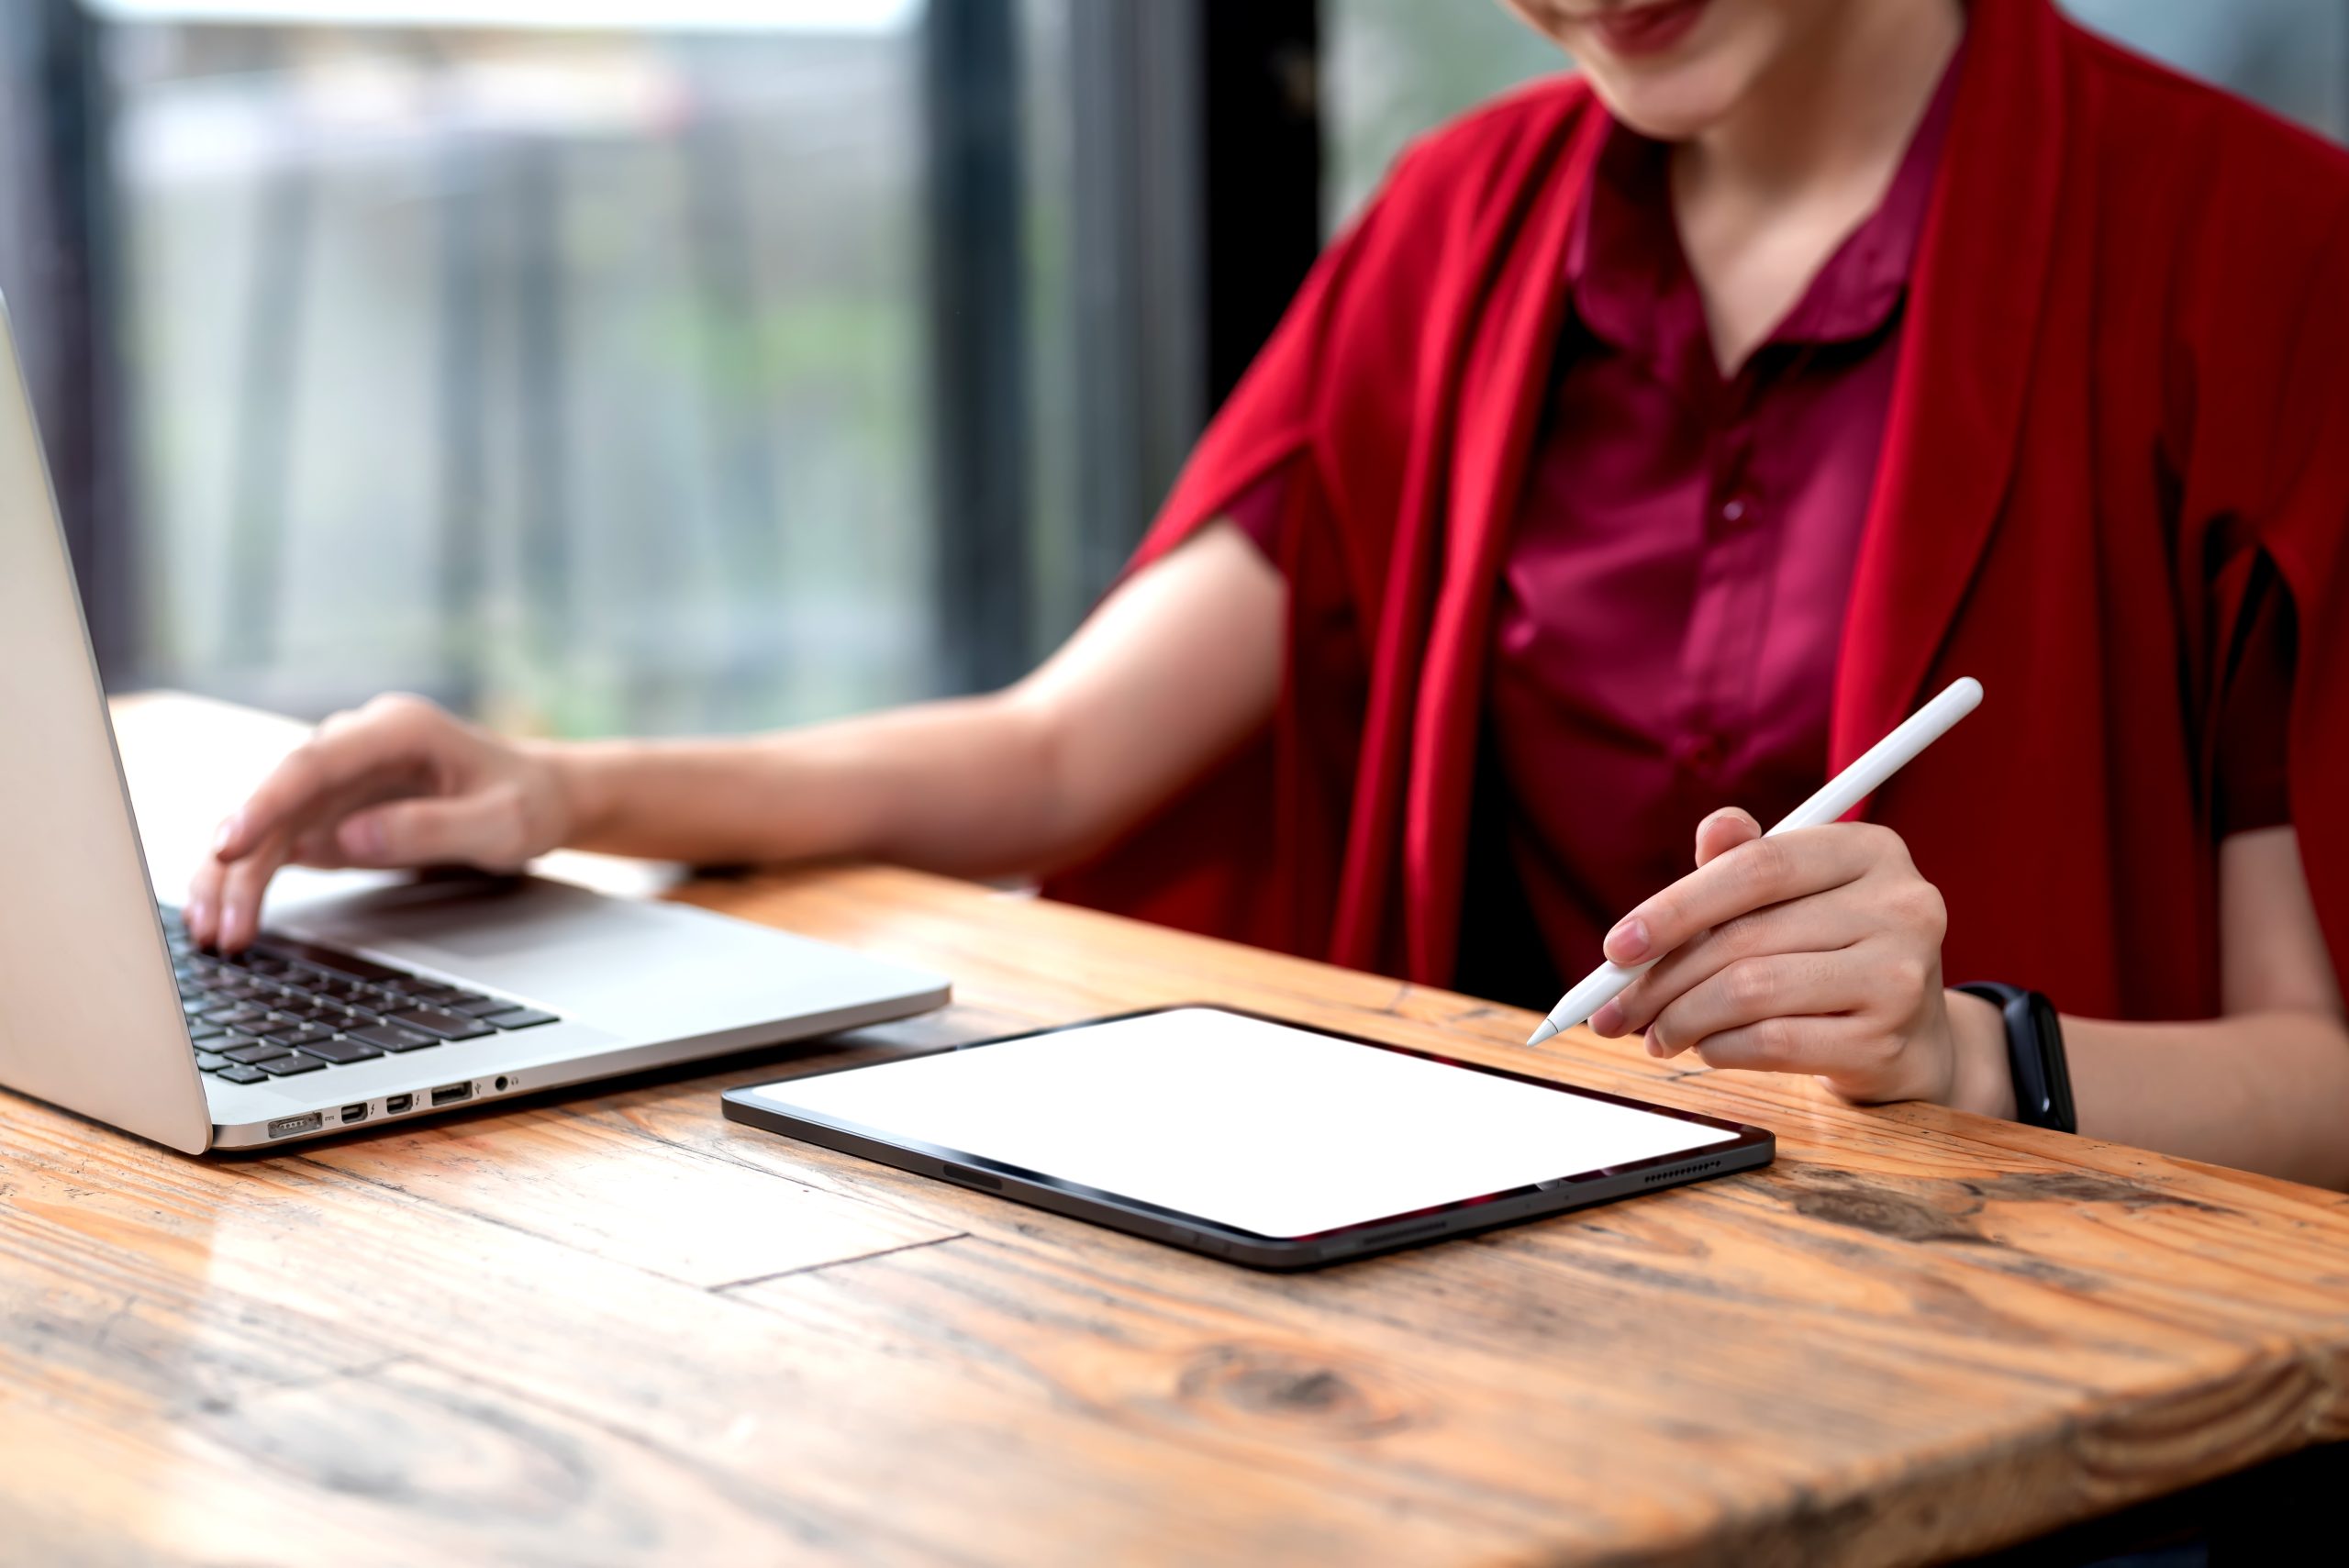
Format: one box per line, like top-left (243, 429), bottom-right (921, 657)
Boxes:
top-left (192, 0), bottom-right (2349, 1184)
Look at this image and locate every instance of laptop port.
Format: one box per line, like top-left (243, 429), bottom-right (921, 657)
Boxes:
top-left (340, 1104), bottom-right (369, 1125)
top-left (430, 1082), bottom-right (473, 1107)
top-left (384, 1094), bottom-right (414, 1114)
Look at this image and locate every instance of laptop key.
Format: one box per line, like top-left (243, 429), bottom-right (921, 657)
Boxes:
top-left (214, 1063), bottom-right (268, 1084)
top-left (387, 1007), bottom-right (494, 1041)
top-left (187, 1021), bottom-right (228, 1042)
top-left (195, 1051), bottom-right (230, 1072)
top-left (448, 995), bottom-right (511, 1018)
top-left (257, 1051), bottom-right (327, 1076)
top-left (345, 1022), bottom-right (438, 1053)
top-left (263, 1025), bottom-right (336, 1050)
top-left (222, 1042), bottom-right (295, 1065)
top-left (484, 1008), bottom-right (559, 1030)
top-left (300, 1036), bottom-right (385, 1065)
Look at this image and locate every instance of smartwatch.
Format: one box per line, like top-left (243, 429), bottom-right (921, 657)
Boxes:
top-left (1954, 983), bottom-right (2076, 1133)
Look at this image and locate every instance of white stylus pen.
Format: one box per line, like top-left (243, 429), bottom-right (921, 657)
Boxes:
top-left (1524, 676), bottom-right (1985, 1048)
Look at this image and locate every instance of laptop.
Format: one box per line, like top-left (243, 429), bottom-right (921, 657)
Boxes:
top-left (0, 303), bottom-right (950, 1154)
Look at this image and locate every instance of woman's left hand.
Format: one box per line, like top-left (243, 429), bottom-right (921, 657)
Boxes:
top-left (1585, 808), bottom-right (2012, 1113)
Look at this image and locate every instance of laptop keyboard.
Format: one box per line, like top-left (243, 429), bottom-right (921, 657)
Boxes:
top-left (160, 906), bottom-right (560, 1085)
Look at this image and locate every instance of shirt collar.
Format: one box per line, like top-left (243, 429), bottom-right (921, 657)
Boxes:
top-left (1566, 42), bottom-right (1966, 361)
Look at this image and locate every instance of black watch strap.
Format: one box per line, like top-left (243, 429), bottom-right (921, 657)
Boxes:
top-left (1955, 983), bottom-right (2076, 1134)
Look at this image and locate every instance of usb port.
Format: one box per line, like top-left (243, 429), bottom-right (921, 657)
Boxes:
top-left (340, 1104), bottom-right (369, 1125)
top-left (384, 1094), bottom-right (414, 1114)
top-left (430, 1082), bottom-right (473, 1107)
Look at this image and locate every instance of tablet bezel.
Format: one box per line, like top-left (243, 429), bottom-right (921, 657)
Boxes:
top-left (719, 1004), bottom-right (1775, 1271)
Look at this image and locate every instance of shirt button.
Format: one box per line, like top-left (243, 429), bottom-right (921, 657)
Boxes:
top-left (1720, 497), bottom-right (1748, 524)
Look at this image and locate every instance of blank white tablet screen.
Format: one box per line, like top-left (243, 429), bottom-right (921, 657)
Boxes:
top-left (741, 1007), bottom-right (1739, 1239)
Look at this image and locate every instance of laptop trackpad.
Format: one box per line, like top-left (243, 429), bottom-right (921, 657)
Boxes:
top-left (266, 874), bottom-right (879, 1032)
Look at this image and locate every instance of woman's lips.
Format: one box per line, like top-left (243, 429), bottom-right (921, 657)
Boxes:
top-left (1587, 0), bottom-right (1709, 58)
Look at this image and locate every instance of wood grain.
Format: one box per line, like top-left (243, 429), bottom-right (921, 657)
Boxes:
top-left (299, 1104), bottom-right (963, 1289)
top-left (3, 696), bottom-right (2345, 1565)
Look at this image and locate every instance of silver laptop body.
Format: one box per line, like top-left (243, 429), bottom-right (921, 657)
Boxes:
top-left (0, 303), bottom-right (949, 1153)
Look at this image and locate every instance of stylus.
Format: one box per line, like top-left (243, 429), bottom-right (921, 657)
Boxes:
top-left (1525, 676), bottom-right (1986, 1047)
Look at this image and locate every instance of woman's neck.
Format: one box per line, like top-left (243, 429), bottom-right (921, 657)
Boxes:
top-left (1678, 0), bottom-right (1965, 202)
top-left (1668, 0), bottom-right (1965, 373)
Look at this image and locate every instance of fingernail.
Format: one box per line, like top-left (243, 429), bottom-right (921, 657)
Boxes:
top-left (1647, 1037), bottom-right (1667, 1058)
top-left (184, 897), bottom-right (208, 936)
top-left (213, 814), bottom-right (242, 853)
top-left (341, 816), bottom-right (384, 859)
top-left (1606, 917), bottom-right (1650, 964)
top-left (221, 903), bottom-right (244, 945)
top-left (1589, 1001), bottom-right (1624, 1036)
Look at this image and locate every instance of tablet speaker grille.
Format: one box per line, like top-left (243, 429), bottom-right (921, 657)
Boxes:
top-left (1645, 1157), bottom-right (1723, 1184)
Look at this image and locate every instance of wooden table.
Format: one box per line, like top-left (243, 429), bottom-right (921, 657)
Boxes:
top-left (5, 698), bottom-right (2347, 1565)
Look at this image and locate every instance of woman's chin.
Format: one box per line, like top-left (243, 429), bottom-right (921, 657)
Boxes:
top-left (1568, 10), bottom-right (1787, 143)
top-left (1584, 75), bottom-right (1745, 142)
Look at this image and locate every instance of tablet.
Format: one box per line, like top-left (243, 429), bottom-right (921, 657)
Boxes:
top-left (721, 1006), bottom-right (1773, 1270)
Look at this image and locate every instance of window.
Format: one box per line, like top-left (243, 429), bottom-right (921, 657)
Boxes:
top-left (101, 1), bottom-right (938, 737)
top-left (1323, 0), bottom-right (1563, 233)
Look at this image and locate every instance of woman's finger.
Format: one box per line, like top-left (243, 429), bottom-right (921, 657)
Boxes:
top-left (1692, 806), bottom-right (1761, 868)
top-left (214, 827), bottom-right (295, 951)
top-left (211, 695), bottom-right (444, 862)
top-left (1643, 949), bottom-right (1870, 1059)
top-left (1591, 893), bottom-right (1875, 1037)
top-left (286, 826), bottom-right (352, 870)
top-left (1685, 1013), bottom-right (1878, 1078)
top-left (1603, 822), bottom-right (1898, 967)
top-left (284, 771), bottom-right (445, 866)
top-left (336, 790), bottom-right (527, 870)
top-left (184, 854), bottom-right (228, 945)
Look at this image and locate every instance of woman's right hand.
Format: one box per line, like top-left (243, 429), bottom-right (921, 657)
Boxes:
top-left (186, 693), bottom-right (574, 951)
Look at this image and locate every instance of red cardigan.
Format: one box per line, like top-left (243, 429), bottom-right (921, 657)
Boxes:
top-left (1049, 0), bottom-right (2349, 1024)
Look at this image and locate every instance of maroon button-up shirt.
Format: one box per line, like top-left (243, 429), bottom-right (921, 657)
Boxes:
top-left (1477, 64), bottom-right (1965, 991)
top-left (1230, 54), bottom-right (2288, 1001)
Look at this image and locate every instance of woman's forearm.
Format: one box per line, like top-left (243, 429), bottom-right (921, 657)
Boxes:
top-left (542, 692), bottom-right (1076, 877)
top-left (2062, 1010), bottom-right (2349, 1189)
top-left (540, 522), bottom-right (1288, 880)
